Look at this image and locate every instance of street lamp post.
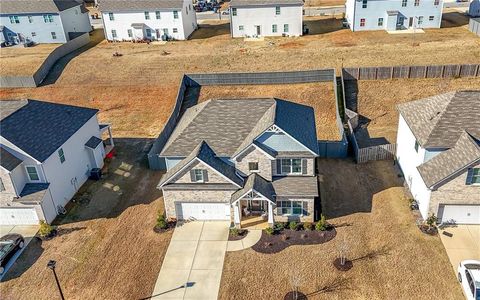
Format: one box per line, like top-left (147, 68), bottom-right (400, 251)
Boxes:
top-left (47, 260), bottom-right (65, 300)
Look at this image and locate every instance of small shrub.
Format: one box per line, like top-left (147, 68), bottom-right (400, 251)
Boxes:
top-left (316, 214), bottom-right (328, 231)
top-left (274, 222), bottom-right (285, 231)
top-left (304, 222), bottom-right (313, 231)
top-left (230, 227), bottom-right (239, 236)
top-left (289, 221), bottom-right (298, 231)
top-left (39, 221), bottom-right (54, 237)
top-left (156, 212), bottom-right (168, 229)
top-left (265, 227), bottom-right (275, 235)
top-left (426, 213), bottom-right (437, 228)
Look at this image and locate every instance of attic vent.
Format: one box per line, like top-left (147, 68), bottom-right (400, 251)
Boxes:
top-left (266, 125), bottom-right (282, 133)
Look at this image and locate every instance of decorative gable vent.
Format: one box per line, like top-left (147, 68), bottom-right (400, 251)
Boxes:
top-left (266, 125), bottom-right (282, 133)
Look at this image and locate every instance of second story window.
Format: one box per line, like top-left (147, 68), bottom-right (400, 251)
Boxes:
top-left (248, 162), bottom-right (259, 172)
top-left (173, 10), bottom-right (179, 19)
top-left (51, 32), bottom-right (57, 39)
top-left (402, 0), bottom-right (407, 7)
top-left (280, 158), bottom-right (302, 174)
top-left (156, 11), bottom-right (161, 19)
top-left (275, 6), bottom-right (281, 15)
top-left (192, 169), bottom-right (204, 182)
top-left (9, 16), bottom-right (20, 24)
top-left (471, 168), bottom-right (480, 184)
top-left (108, 12), bottom-right (114, 21)
top-left (58, 148), bottom-right (65, 163)
top-left (434, 0), bottom-right (439, 5)
top-left (145, 11), bottom-right (150, 20)
top-left (362, 0), bottom-right (367, 8)
top-left (26, 166), bottom-right (40, 181)
top-left (414, 0), bottom-right (420, 6)
top-left (43, 14), bottom-right (54, 23)
top-left (232, 7), bottom-right (237, 16)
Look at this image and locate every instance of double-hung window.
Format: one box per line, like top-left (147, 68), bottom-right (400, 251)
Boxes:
top-left (402, 0), bottom-right (407, 7)
top-left (156, 11), bottom-right (161, 19)
top-left (284, 24), bottom-right (289, 33)
top-left (429, 16), bottom-right (434, 21)
top-left (414, 0), bottom-right (420, 6)
top-left (43, 14), bottom-right (54, 23)
top-left (378, 18), bottom-right (383, 27)
top-left (277, 201), bottom-right (306, 216)
top-left (9, 16), bottom-right (20, 24)
top-left (108, 12), bottom-right (114, 21)
top-left (280, 158), bottom-right (302, 174)
top-left (248, 162), bottom-right (259, 172)
top-left (239, 25), bottom-right (244, 31)
top-left (275, 6), bottom-right (280, 15)
top-left (272, 24), bottom-right (277, 33)
top-left (362, 0), bottom-right (367, 8)
top-left (360, 18), bottom-right (366, 27)
top-left (111, 30), bottom-right (117, 39)
top-left (145, 11), bottom-right (150, 20)
top-left (127, 29), bottom-right (133, 37)
top-left (193, 169), bottom-right (204, 182)
top-left (232, 8), bottom-right (237, 16)
top-left (173, 11), bottom-right (179, 19)
top-left (58, 148), bottom-right (65, 163)
top-left (26, 166), bottom-right (40, 181)
top-left (418, 16), bottom-right (424, 25)
top-left (471, 168), bottom-right (480, 184)
top-left (434, 0), bottom-right (439, 5)
top-left (51, 32), bottom-right (57, 39)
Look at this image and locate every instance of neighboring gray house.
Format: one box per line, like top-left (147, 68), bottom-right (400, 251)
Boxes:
top-left (469, 0), bottom-right (480, 17)
top-left (396, 91), bottom-right (480, 224)
top-left (0, 100), bottom-right (114, 225)
top-left (0, 0), bottom-right (91, 45)
top-left (157, 98), bottom-right (319, 228)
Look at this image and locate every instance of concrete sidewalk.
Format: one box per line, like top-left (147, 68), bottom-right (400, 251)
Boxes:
top-left (440, 225), bottom-right (480, 272)
top-left (226, 229), bottom-right (262, 252)
top-left (151, 221), bottom-right (229, 300)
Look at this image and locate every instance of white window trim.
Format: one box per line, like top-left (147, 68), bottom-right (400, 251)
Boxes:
top-left (279, 158), bottom-right (303, 175)
top-left (193, 169), bottom-right (204, 183)
top-left (248, 161), bottom-right (259, 172)
top-left (472, 168), bottom-right (480, 185)
top-left (277, 200), bottom-right (307, 216)
top-left (25, 165), bottom-right (40, 182)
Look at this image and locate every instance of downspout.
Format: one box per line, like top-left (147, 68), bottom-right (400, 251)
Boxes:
top-left (352, 0), bottom-right (356, 32)
top-left (40, 164), bottom-right (57, 221)
top-left (229, 8), bottom-right (233, 38)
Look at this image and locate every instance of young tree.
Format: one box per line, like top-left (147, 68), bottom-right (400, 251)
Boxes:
top-left (337, 237), bottom-right (349, 266)
top-left (289, 267), bottom-right (303, 300)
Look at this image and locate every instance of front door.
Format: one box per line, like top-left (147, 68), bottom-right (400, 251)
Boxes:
top-left (248, 200), bottom-right (265, 212)
top-left (255, 25), bottom-right (261, 36)
top-left (409, 17), bottom-right (414, 27)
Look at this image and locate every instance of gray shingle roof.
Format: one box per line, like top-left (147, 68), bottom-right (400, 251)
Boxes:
top-left (230, 0), bottom-right (304, 7)
top-left (85, 136), bottom-right (103, 149)
top-left (160, 98), bottom-right (318, 158)
top-left (0, 147), bottom-right (23, 172)
top-left (231, 173), bottom-right (275, 204)
top-left (272, 176), bottom-right (318, 197)
top-left (0, 0), bottom-right (83, 14)
top-left (0, 99), bottom-right (99, 162)
top-left (397, 91), bottom-right (480, 148)
top-left (98, 0), bottom-right (184, 11)
top-left (158, 141), bottom-right (244, 187)
top-left (16, 183), bottom-right (50, 203)
top-left (417, 131), bottom-right (480, 188)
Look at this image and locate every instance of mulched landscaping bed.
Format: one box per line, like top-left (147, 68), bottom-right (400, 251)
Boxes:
top-left (228, 229), bottom-right (249, 241)
top-left (284, 291), bottom-right (307, 300)
top-left (333, 257), bottom-right (353, 271)
top-left (418, 225), bottom-right (438, 236)
top-left (252, 228), bottom-right (336, 254)
top-left (153, 221), bottom-right (177, 233)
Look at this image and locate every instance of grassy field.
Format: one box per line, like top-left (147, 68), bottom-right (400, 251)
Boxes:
top-left (0, 43), bottom-right (60, 76)
top-left (355, 77), bottom-right (480, 145)
top-left (219, 159), bottom-right (464, 300)
top-left (0, 140), bottom-right (170, 300)
top-left (198, 83), bottom-right (340, 140)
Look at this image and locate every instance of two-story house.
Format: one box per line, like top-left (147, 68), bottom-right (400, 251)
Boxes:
top-left (0, 99), bottom-right (114, 225)
top-left (229, 0), bottom-right (304, 38)
top-left (157, 98), bottom-right (319, 228)
top-left (396, 91), bottom-right (480, 225)
top-left (345, 0), bottom-right (443, 31)
top-left (98, 0), bottom-right (197, 41)
top-left (0, 0), bottom-right (92, 44)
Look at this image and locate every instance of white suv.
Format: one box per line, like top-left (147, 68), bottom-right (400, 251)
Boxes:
top-left (458, 260), bottom-right (480, 300)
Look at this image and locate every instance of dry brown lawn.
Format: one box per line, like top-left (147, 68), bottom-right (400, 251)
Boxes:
top-left (219, 159), bottom-right (463, 300)
top-left (0, 44), bottom-right (61, 76)
top-left (305, 0), bottom-right (345, 6)
top-left (0, 140), bottom-right (171, 300)
top-left (198, 83), bottom-right (340, 140)
top-left (355, 77), bottom-right (480, 144)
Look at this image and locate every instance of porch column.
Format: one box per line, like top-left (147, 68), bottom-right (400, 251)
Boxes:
top-left (268, 202), bottom-right (274, 226)
top-left (233, 203), bottom-right (241, 227)
top-left (107, 126), bottom-right (114, 148)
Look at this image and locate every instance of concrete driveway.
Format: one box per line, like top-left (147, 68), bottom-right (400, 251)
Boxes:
top-left (152, 221), bottom-right (229, 300)
top-left (0, 225), bottom-right (39, 280)
top-left (440, 225), bottom-right (480, 272)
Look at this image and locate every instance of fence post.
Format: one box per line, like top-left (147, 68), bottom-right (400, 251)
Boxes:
top-left (390, 67), bottom-right (394, 79)
top-left (407, 66), bottom-right (411, 79)
top-left (456, 65), bottom-right (461, 78)
top-left (424, 66), bottom-right (428, 79)
top-left (441, 65), bottom-right (445, 78)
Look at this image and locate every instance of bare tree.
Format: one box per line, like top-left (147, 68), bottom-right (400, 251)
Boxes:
top-left (289, 267), bottom-right (303, 300)
top-left (337, 237), bottom-right (349, 266)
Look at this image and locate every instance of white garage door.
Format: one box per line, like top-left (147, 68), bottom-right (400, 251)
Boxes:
top-left (176, 203), bottom-right (230, 221)
top-left (439, 205), bottom-right (480, 224)
top-left (0, 208), bottom-right (39, 225)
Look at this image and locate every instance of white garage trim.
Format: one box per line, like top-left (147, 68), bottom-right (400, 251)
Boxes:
top-left (0, 208), bottom-right (40, 225)
top-left (438, 204), bottom-right (480, 225)
top-left (175, 202), bottom-right (230, 221)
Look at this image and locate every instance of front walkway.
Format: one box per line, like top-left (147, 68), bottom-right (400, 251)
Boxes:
top-left (226, 229), bottom-right (262, 252)
top-left (439, 225), bottom-right (480, 272)
top-left (151, 221), bottom-right (229, 300)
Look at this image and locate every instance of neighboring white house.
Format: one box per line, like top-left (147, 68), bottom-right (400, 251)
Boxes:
top-left (229, 0), bottom-right (303, 38)
top-left (470, 0), bottom-right (480, 17)
top-left (0, 0), bottom-right (92, 44)
top-left (0, 100), bottom-right (114, 225)
top-left (396, 91), bottom-right (480, 225)
top-left (98, 0), bottom-right (197, 41)
top-left (345, 0), bottom-right (443, 31)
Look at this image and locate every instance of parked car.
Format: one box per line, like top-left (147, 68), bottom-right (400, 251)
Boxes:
top-left (0, 234), bottom-right (25, 275)
top-left (458, 260), bottom-right (480, 300)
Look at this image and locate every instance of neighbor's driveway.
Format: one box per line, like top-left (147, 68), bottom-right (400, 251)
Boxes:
top-left (440, 225), bottom-right (480, 271)
top-left (151, 221), bottom-right (229, 299)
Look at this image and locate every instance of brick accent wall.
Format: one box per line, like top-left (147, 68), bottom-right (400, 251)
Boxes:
top-left (235, 146), bottom-right (273, 180)
top-left (163, 189), bottom-right (236, 219)
top-left (273, 196), bottom-right (314, 223)
top-left (429, 163), bottom-right (480, 215)
top-left (170, 159), bottom-right (231, 184)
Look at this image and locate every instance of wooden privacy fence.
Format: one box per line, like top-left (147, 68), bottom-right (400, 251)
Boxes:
top-left (343, 64), bottom-right (480, 81)
top-left (356, 143), bottom-right (397, 164)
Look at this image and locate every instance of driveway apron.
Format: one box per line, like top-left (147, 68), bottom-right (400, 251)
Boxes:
top-left (152, 221), bottom-right (229, 300)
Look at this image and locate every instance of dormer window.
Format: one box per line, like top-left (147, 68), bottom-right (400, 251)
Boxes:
top-left (249, 162), bottom-right (259, 172)
top-left (192, 169), bottom-right (204, 182)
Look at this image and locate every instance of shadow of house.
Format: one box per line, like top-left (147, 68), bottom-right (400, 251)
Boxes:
top-left (40, 29), bottom-right (104, 86)
top-left (52, 138), bottom-right (163, 225)
top-left (303, 17), bottom-right (344, 36)
top-left (190, 22), bottom-right (230, 40)
top-left (441, 12), bottom-right (470, 28)
top-left (317, 158), bottom-right (403, 218)
top-left (1, 237), bottom-right (44, 282)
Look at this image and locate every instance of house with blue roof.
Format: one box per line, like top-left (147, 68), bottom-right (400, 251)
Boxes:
top-left (0, 99), bottom-right (113, 225)
top-left (157, 98), bottom-right (319, 228)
